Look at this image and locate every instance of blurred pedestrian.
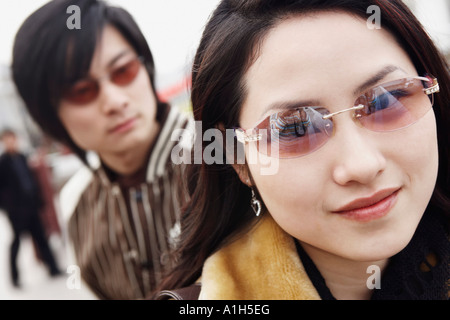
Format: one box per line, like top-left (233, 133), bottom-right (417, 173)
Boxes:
top-left (0, 129), bottom-right (61, 288)
top-left (11, 0), bottom-right (189, 299)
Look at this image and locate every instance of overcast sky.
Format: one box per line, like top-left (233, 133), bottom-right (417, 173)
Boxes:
top-left (0, 0), bottom-right (221, 83)
top-left (0, 0), bottom-right (448, 85)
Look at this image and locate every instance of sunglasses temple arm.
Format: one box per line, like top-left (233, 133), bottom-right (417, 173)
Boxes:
top-left (424, 81), bottom-right (439, 95)
top-left (322, 104), bottom-right (365, 120)
top-left (235, 129), bottom-right (263, 144)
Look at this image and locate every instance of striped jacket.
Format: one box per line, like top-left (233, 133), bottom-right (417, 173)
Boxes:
top-left (60, 106), bottom-right (191, 299)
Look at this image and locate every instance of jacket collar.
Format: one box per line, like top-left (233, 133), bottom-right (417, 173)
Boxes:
top-left (199, 214), bottom-right (321, 300)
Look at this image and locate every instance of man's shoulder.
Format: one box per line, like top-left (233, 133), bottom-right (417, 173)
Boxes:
top-left (146, 106), bottom-right (192, 182)
top-left (59, 165), bottom-right (94, 223)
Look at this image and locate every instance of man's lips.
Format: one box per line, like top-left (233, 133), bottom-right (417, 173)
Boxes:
top-left (332, 188), bottom-right (401, 222)
top-left (109, 116), bottom-right (138, 133)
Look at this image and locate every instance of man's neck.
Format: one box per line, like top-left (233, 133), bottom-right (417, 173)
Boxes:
top-left (100, 143), bottom-right (151, 177)
top-left (98, 117), bottom-right (162, 177)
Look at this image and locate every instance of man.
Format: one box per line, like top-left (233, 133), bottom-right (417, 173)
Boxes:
top-left (0, 129), bottom-right (61, 288)
top-left (11, 0), bottom-right (190, 299)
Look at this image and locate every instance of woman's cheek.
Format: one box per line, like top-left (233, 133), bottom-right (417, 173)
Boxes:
top-left (386, 110), bottom-right (438, 186)
top-left (250, 162), bottom-right (323, 220)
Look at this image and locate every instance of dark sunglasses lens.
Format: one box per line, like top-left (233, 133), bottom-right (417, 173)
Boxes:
top-left (111, 58), bottom-right (141, 86)
top-left (61, 58), bottom-right (141, 104)
top-left (356, 78), bottom-right (432, 131)
top-left (62, 80), bottom-right (99, 104)
top-left (255, 107), bottom-right (333, 158)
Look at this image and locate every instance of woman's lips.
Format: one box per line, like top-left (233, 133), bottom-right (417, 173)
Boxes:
top-left (332, 188), bottom-right (400, 222)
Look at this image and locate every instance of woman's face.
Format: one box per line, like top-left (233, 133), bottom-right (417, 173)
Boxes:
top-left (58, 24), bottom-right (158, 158)
top-left (240, 12), bottom-right (439, 262)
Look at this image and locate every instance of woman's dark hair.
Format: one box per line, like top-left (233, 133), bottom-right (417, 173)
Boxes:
top-left (157, 0), bottom-right (450, 292)
top-left (12, 0), bottom-right (167, 164)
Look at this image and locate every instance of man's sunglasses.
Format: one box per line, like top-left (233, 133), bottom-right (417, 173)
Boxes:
top-left (236, 76), bottom-right (439, 159)
top-left (62, 56), bottom-right (144, 105)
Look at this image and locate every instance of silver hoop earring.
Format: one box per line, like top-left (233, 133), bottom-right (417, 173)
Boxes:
top-left (250, 188), bottom-right (262, 217)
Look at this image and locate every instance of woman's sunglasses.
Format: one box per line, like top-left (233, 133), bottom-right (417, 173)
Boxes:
top-left (236, 76), bottom-right (439, 159)
top-left (62, 56), bottom-right (144, 105)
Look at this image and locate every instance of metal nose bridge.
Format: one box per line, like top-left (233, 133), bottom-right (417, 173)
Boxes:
top-left (322, 104), bottom-right (365, 120)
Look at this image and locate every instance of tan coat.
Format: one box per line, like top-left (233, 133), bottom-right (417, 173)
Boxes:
top-left (198, 214), bottom-right (321, 300)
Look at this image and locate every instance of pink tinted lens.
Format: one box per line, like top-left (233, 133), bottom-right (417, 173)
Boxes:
top-left (254, 107), bottom-right (333, 158)
top-left (355, 78), bottom-right (433, 132)
top-left (62, 57), bottom-right (141, 105)
top-left (62, 80), bottom-right (99, 104)
top-left (110, 58), bottom-right (141, 86)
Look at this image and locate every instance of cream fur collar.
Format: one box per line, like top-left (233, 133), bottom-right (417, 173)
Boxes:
top-left (198, 214), bottom-right (321, 300)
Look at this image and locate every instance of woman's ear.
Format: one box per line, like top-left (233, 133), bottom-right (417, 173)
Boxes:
top-left (233, 163), bottom-right (252, 187)
top-left (217, 122), bottom-right (252, 187)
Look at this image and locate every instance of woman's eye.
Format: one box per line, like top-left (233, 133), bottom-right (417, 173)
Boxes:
top-left (270, 110), bottom-right (309, 138)
top-left (369, 89), bottom-right (409, 112)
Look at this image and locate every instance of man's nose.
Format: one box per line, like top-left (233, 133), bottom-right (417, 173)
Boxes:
top-left (98, 80), bottom-right (130, 114)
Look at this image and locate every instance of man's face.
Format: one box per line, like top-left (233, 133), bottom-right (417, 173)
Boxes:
top-left (1, 133), bottom-right (18, 153)
top-left (57, 25), bottom-right (159, 161)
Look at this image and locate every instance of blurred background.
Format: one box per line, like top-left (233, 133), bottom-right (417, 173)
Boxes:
top-left (0, 0), bottom-right (221, 300)
top-left (0, 0), bottom-right (449, 300)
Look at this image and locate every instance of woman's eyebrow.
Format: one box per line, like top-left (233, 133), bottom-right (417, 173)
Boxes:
top-left (353, 65), bottom-right (403, 95)
top-left (259, 65), bottom-right (403, 119)
top-left (261, 99), bottom-right (321, 118)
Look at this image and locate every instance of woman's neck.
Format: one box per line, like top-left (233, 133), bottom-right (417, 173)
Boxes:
top-left (300, 242), bottom-right (389, 300)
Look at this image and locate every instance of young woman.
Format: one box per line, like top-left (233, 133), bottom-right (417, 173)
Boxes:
top-left (158, 0), bottom-right (449, 300)
top-left (12, 0), bottom-right (189, 299)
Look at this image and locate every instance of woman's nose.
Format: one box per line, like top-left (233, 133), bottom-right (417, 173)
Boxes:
top-left (331, 121), bottom-right (387, 186)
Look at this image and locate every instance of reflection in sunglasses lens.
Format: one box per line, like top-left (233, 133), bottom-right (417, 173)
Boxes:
top-left (256, 107), bottom-right (333, 158)
top-left (253, 77), bottom-right (435, 159)
top-left (356, 78), bottom-right (431, 132)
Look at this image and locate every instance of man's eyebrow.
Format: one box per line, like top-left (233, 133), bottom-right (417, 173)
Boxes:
top-left (107, 50), bottom-right (133, 68)
top-left (353, 65), bottom-right (402, 95)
